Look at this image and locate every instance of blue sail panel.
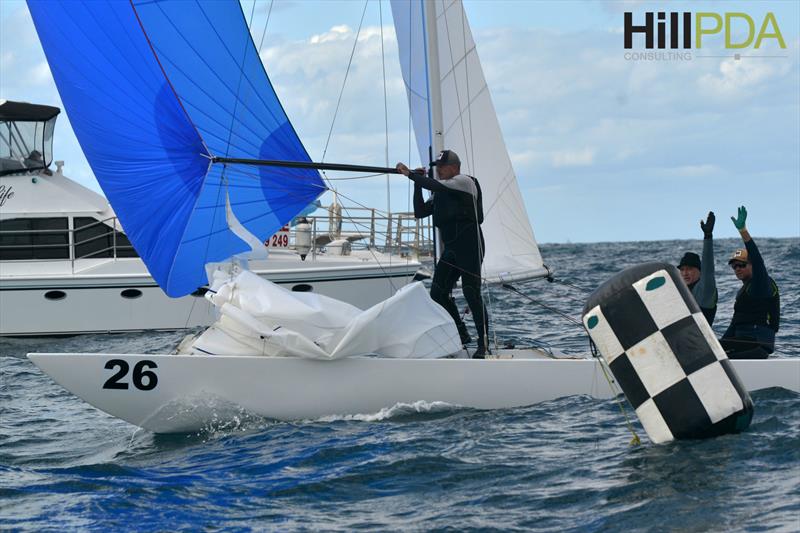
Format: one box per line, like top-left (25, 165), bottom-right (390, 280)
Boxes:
top-left (391, 0), bottom-right (432, 166)
top-left (27, 0), bottom-right (211, 297)
top-left (28, 0), bottom-right (324, 297)
top-left (131, 0), bottom-right (324, 248)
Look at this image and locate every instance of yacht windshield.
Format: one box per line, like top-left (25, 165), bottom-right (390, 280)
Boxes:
top-left (0, 101), bottom-right (59, 176)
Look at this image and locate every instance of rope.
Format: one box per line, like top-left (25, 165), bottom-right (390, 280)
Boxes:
top-left (501, 283), bottom-right (583, 328)
top-left (549, 276), bottom-right (591, 296)
top-left (590, 341), bottom-right (642, 446)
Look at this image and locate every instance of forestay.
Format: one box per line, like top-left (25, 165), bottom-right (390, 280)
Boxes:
top-left (27, 1), bottom-right (324, 297)
top-left (391, 0), bottom-right (547, 283)
top-left (183, 271), bottom-right (462, 359)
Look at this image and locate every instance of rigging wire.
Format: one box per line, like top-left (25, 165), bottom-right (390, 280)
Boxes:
top-left (501, 283), bottom-right (583, 328)
top-left (378, 0), bottom-right (392, 265)
top-left (438, 1), bottom-right (493, 349)
top-left (439, 2), bottom-right (474, 177)
top-left (317, 0), bottom-right (403, 291)
top-left (460, 3), bottom-right (476, 182)
top-left (320, 0), bottom-right (369, 165)
top-left (435, 2), bottom-right (535, 261)
top-left (256, 0), bottom-right (275, 53)
top-left (505, 280), bottom-right (641, 446)
top-left (590, 341), bottom-right (642, 446)
top-left (404, 0), bottom-right (413, 220)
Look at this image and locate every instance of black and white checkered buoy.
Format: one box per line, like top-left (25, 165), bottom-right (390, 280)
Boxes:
top-left (582, 262), bottom-right (753, 444)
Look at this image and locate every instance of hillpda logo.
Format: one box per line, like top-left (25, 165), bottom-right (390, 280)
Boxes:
top-left (623, 11), bottom-right (787, 61)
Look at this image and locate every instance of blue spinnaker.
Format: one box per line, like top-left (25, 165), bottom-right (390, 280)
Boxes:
top-left (27, 0), bottom-right (324, 297)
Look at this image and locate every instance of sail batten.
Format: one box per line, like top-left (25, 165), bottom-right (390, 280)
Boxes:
top-left (28, 0), bottom-right (324, 297)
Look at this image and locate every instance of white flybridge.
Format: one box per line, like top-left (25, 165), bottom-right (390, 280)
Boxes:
top-left (25, 0), bottom-right (799, 434)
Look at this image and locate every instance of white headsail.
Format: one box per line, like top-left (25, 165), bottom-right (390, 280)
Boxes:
top-left (392, 0), bottom-right (548, 283)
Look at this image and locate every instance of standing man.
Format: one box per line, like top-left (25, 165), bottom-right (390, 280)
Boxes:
top-left (677, 211), bottom-right (718, 324)
top-left (721, 206), bottom-right (780, 359)
top-left (396, 150), bottom-right (490, 358)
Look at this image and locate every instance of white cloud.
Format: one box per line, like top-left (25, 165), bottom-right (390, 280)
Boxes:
top-left (653, 164), bottom-right (721, 178)
top-left (28, 61), bottom-right (51, 85)
top-left (598, 0), bottom-right (648, 15)
top-left (698, 56), bottom-right (791, 97)
top-left (551, 148), bottom-right (596, 168)
top-left (310, 25), bottom-right (352, 44)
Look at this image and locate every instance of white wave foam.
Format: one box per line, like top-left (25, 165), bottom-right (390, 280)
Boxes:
top-left (314, 400), bottom-right (461, 423)
top-left (136, 393), bottom-right (266, 435)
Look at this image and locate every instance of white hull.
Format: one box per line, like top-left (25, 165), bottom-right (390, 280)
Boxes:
top-left (27, 351), bottom-right (800, 433)
top-left (1, 260), bottom-right (417, 336)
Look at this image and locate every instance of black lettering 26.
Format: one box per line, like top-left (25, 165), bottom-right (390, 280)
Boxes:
top-left (103, 359), bottom-right (158, 391)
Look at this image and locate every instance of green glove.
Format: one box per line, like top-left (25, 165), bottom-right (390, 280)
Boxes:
top-left (731, 206), bottom-right (747, 231)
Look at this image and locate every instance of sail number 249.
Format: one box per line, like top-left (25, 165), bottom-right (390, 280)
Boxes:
top-left (103, 359), bottom-right (158, 391)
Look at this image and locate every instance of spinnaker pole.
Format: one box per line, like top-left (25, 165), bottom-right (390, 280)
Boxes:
top-left (211, 156), bottom-right (402, 175)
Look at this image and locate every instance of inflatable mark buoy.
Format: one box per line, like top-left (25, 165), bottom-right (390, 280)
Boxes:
top-left (582, 262), bottom-right (753, 444)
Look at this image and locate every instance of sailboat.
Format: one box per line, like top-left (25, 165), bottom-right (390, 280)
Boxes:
top-left (26, 0), bottom-right (799, 433)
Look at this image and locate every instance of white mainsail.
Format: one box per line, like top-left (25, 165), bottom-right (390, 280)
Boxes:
top-left (392, 0), bottom-right (547, 283)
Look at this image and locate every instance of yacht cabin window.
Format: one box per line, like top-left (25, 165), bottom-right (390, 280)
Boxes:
top-left (74, 217), bottom-right (138, 258)
top-left (0, 217), bottom-right (69, 260)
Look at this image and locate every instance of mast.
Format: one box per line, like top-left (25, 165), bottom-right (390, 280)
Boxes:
top-left (423, 0), bottom-right (444, 261)
top-left (424, 0), bottom-right (444, 169)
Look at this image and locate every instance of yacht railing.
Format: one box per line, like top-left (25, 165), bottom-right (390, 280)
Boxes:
top-left (0, 208), bottom-right (434, 271)
top-left (302, 206), bottom-right (434, 256)
top-left (0, 216), bottom-right (136, 269)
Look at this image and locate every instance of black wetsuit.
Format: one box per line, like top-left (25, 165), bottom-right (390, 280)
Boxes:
top-left (721, 238), bottom-right (780, 359)
top-left (410, 171), bottom-right (488, 348)
top-left (687, 236), bottom-right (718, 325)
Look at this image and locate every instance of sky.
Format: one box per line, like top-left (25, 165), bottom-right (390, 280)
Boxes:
top-left (1, 0), bottom-right (798, 243)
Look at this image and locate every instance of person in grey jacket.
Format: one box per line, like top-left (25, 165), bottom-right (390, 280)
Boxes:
top-left (677, 211), bottom-right (718, 325)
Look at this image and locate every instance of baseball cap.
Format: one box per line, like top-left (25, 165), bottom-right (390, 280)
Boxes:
top-left (432, 150), bottom-right (460, 166)
top-left (728, 249), bottom-right (749, 264)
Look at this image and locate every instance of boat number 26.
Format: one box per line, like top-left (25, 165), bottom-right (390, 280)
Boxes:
top-left (103, 359), bottom-right (158, 391)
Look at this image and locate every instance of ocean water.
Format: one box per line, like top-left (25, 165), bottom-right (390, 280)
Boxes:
top-left (2, 238), bottom-right (798, 531)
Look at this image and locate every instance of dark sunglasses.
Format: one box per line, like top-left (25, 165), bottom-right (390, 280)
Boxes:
top-left (730, 262), bottom-right (748, 270)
